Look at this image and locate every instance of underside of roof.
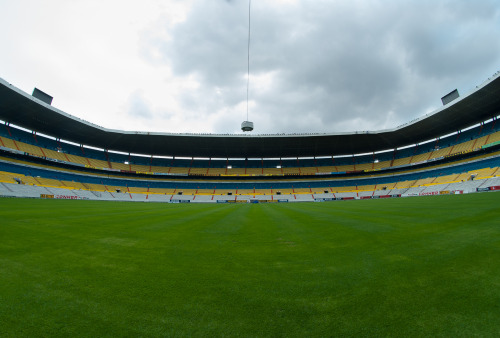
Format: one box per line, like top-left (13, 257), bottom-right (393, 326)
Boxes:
top-left (0, 75), bottom-right (499, 158)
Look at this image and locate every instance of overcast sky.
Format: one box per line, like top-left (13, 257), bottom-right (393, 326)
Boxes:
top-left (1, 0), bottom-right (499, 135)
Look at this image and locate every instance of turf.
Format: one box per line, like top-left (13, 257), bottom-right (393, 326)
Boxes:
top-left (1, 193), bottom-right (499, 337)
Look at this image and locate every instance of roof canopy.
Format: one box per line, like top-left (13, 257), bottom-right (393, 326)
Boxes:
top-left (0, 75), bottom-right (499, 158)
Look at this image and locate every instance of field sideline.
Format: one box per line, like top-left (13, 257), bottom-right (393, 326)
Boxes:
top-left (1, 193), bottom-right (499, 337)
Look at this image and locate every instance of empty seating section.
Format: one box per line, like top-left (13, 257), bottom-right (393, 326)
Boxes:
top-left (283, 167), bottom-right (301, 175)
top-left (169, 167), bottom-right (189, 174)
top-left (0, 136), bottom-right (19, 150)
top-left (354, 162), bottom-right (373, 171)
top-left (189, 167), bottom-right (208, 175)
top-left (373, 161), bottom-right (391, 170)
top-left (151, 166), bottom-right (171, 174)
top-left (128, 186), bottom-right (149, 193)
top-left (0, 162), bottom-right (497, 201)
top-left (1, 121), bottom-right (499, 177)
top-left (110, 162), bottom-right (130, 171)
top-left (487, 131), bottom-right (500, 144)
top-left (15, 141), bottom-right (46, 157)
top-left (43, 148), bottom-right (70, 162)
top-left (473, 167), bottom-right (499, 179)
top-left (3, 136), bottom-right (498, 175)
top-left (64, 153), bottom-right (91, 166)
top-left (411, 152), bottom-right (431, 163)
top-left (263, 168), bottom-right (282, 175)
top-left (0, 170), bottom-right (17, 183)
top-left (392, 157), bottom-right (411, 167)
top-left (300, 167), bottom-right (319, 175)
top-left (149, 188), bottom-right (177, 194)
top-left (317, 166), bottom-right (336, 173)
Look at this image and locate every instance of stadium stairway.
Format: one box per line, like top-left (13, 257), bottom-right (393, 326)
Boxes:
top-left (0, 181), bottom-right (14, 193)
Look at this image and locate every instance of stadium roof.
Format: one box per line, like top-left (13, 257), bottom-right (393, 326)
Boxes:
top-left (0, 74), bottom-right (499, 158)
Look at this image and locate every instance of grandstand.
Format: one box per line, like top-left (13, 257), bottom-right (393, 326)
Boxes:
top-left (0, 72), bottom-right (499, 203)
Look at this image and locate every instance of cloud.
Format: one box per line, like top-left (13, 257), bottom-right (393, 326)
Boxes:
top-left (142, 0), bottom-right (500, 133)
top-left (126, 90), bottom-right (154, 118)
top-left (1, 1), bottom-right (499, 135)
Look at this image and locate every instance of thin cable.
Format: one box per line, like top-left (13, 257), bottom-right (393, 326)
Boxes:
top-left (246, 0), bottom-right (251, 121)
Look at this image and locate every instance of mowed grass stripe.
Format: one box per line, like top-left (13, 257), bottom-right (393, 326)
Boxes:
top-left (0, 193), bottom-right (499, 337)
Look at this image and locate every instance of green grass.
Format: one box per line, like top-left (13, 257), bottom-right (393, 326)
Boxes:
top-left (1, 193), bottom-right (499, 337)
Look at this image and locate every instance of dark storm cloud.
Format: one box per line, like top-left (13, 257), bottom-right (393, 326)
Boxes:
top-left (144, 0), bottom-right (500, 133)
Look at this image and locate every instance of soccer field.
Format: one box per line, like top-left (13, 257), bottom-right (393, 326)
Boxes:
top-left (1, 193), bottom-right (499, 337)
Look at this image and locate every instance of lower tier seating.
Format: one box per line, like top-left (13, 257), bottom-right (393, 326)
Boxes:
top-left (0, 155), bottom-right (499, 203)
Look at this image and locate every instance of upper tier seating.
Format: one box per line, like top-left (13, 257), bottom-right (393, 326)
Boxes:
top-left (1, 130), bottom-right (499, 178)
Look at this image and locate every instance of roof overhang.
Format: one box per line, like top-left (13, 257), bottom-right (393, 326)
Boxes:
top-left (0, 74), bottom-right (499, 158)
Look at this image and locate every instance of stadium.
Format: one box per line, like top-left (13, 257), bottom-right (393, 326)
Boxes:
top-left (1, 0), bottom-right (500, 333)
top-left (1, 72), bottom-right (500, 202)
top-left (1, 69), bottom-right (500, 336)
